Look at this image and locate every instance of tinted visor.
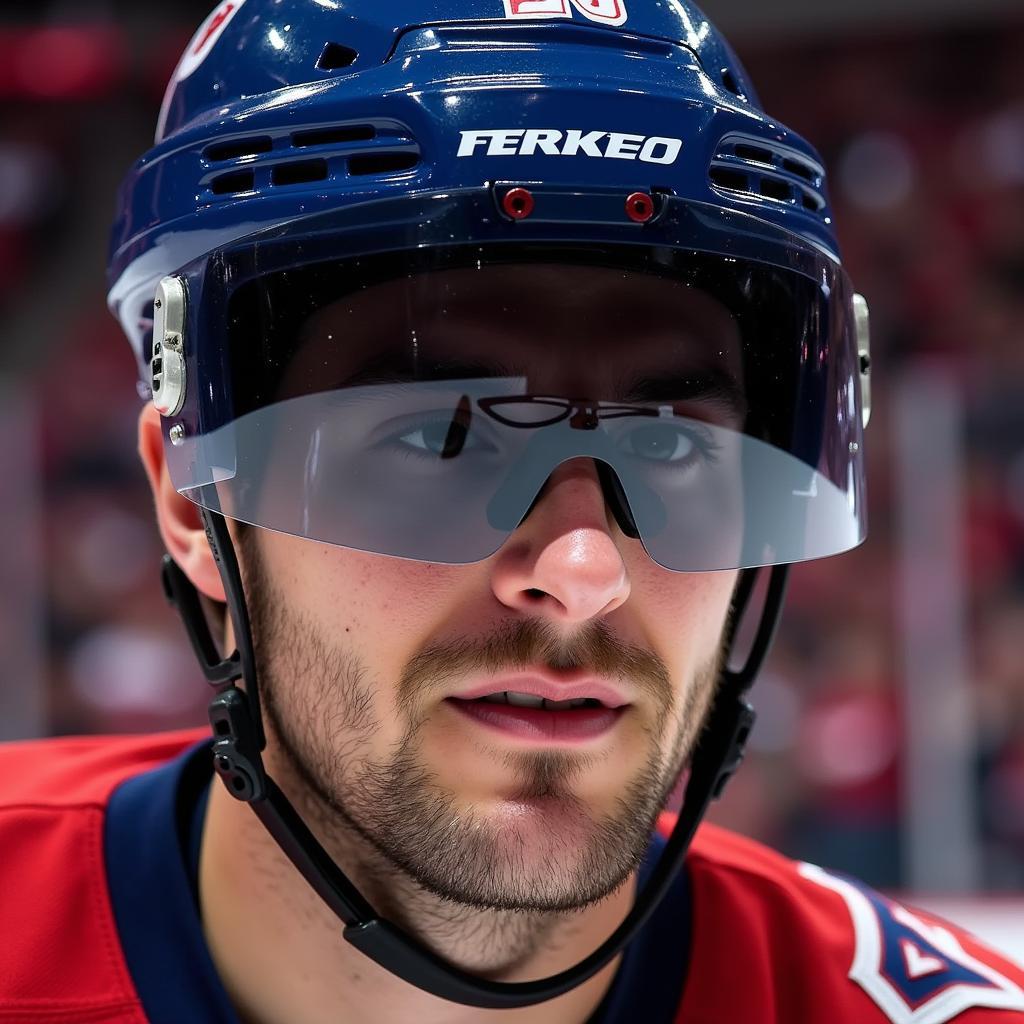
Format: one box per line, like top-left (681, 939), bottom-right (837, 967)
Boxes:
top-left (165, 197), bottom-right (866, 571)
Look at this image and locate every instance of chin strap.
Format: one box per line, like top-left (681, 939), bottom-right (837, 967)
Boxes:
top-left (160, 509), bottom-right (788, 1009)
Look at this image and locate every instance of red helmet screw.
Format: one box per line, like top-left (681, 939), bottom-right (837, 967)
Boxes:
top-left (625, 191), bottom-right (655, 223)
top-left (502, 187), bottom-right (535, 220)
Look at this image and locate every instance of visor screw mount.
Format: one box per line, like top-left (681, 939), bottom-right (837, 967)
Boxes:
top-left (502, 187), bottom-right (535, 220)
top-left (626, 191), bottom-right (655, 224)
top-left (169, 424), bottom-right (186, 447)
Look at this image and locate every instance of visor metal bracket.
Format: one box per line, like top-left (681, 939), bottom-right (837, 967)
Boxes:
top-left (853, 292), bottom-right (871, 429)
top-left (152, 276), bottom-right (188, 418)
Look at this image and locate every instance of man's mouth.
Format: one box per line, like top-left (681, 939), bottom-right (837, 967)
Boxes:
top-left (445, 690), bottom-right (626, 743)
top-left (467, 691), bottom-right (605, 710)
top-left (449, 674), bottom-right (629, 708)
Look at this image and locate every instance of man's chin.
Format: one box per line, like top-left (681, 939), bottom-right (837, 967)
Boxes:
top-left (415, 852), bottom-right (635, 916)
top-left (411, 796), bottom-right (639, 911)
top-left (482, 790), bottom-right (598, 845)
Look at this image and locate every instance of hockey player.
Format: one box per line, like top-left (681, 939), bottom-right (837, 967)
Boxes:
top-left (2, 1), bottom-right (1023, 1022)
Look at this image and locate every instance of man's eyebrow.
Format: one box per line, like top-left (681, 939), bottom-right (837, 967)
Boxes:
top-left (338, 353), bottom-right (521, 387)
top-left (333, 351), bottom-right (747, 415)
top-left (621, 366), bottom-right (748, 416)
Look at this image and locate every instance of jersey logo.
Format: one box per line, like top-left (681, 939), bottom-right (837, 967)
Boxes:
top-left (902, 941), bottom-right (946, 980)
top-left (503, 0), bottom-right (628, 28)
top-left (800, 863), bottom-right (1024, 1024)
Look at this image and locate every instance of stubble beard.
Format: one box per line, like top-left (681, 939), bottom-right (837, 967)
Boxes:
top-left (240, 532), bottom-right (725, 963)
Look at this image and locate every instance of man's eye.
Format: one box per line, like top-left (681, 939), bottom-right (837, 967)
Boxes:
top-left (396, 420), bottom-right (485, 456)
top-left (619, 423), bottom-right (701, 463)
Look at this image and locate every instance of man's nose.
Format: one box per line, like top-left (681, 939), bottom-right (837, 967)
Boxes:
top-left (490, 459), bottom-right (631, 624)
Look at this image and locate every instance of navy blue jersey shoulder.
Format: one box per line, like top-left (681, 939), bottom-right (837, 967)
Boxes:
top-left (104, 741), bottom-right (690, 1023)
top-left (588, 829), bottom-right (691, 1022)
top-left (104, 739), bottom-right (240, 1024)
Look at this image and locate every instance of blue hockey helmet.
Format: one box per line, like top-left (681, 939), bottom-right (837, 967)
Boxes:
top-left (108, 0), bottom-right (870, 575)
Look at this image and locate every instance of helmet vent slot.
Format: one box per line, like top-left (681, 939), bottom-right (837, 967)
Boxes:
top-left (316, 42), bottom-right (358, 70)
top-left (758, 176), bottom-right (792, 202)
top-left (211, 169), bottom-right (256, 195)
top-left (733, 143), bottom-right (773, 165)
top-left (271, 159), bottom-right (329, 186)
top-left (782, 157), bottom-right (817, 183)
top-left (205, 136), bottom-right (273, 163)
top-left (348, 151), bottom-right (419, 176)
top-left (709, 166), bottom-right (749, 192)
top-left (293, 125), bottom-right (375, 148)
top-left (709, 133), bottom-right (827, 218)
top-left (198, 120), bottom-right (422, 201)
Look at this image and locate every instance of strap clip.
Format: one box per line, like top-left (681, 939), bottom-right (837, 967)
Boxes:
top-left (209, 687), bottom-right (267, 803)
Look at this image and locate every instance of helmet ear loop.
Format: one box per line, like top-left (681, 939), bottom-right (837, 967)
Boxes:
top-left (201, 511), bottom-right (266, 738)
top-left (684, 563), bottom-right (788, 809)
top-left (158, 513), bottom-right (270, 803)
top-left (721, 402), bottom-right (791, 693)
top-left (722, 564), bottom-right (789, 693)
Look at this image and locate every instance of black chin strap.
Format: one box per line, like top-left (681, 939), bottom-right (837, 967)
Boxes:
top-left (161, 509), bottom-right (788, 1009)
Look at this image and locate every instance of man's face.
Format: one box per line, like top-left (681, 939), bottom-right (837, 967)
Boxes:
top-left (233, 263), bottom-right (742, 914)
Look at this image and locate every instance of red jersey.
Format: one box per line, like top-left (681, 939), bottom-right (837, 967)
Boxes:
top-left (1, 730), bottom-right (1022, 1023)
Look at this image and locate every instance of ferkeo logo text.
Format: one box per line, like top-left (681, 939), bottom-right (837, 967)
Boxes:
top-left (458, 129), bottom-right (683, 165)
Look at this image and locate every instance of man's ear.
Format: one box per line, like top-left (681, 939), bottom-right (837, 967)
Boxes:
top-left (138, 402), bottom-right (226, 603)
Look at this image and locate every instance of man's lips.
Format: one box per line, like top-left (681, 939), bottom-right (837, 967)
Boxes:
top-left (448, 673), bottom-right (630, 709)
top-left (446, 700), bottom-right (625, 742)
top-left (445, 672), bottom-right (630, 744)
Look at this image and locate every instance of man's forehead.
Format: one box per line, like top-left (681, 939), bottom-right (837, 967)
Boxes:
top-left (295, 262), bottom-right (745, 380)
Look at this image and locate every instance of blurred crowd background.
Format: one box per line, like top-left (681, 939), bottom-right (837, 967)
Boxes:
top-left (1, 0), bottom-right (1022, 907)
